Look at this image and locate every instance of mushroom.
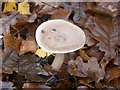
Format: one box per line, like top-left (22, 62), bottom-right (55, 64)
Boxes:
top-left (35, 19), bottom-right (86, 71)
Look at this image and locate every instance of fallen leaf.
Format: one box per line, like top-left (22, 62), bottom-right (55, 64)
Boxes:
top-left (3, 52), bottom-right (47, 82)
top-left (68, 56), bottom-right (105, 83)
top-left (51, 8), bottom-right (71, 20)
top-left (18, 2), bottom-right (31, 14)
top-left (22, 83), bottom-right (41, 88)
top-left (3, 34), bottom-right (21, 53)
top-left (105, 66), bottom-right (120, 83)
top-left (56, 79), bottom-right (72, 88)
top-left (0, 2), bottom-right (2, 16)
top-left (3, 0), bottom-right (17, 13)
top-left (1, 12), bottom-right (18, 34)
top-left (27, 13), bottom-right (37, 23)
top-left (79, 78), bottom-right (94, 88)
top-left (0, 81), bottom-right (14, 88)
top-left (79, 49), bottom-right (90, 61)
top-left (84, 29), bottom-right (98, 46)
top-left (86, 13), bottom-right (119, 59)
top-left (20, 36), bottom-right (37, 55)
top-left (109, 77), bottom-right (120, 88)
top-left (35, 49), bottom-right (52, 58)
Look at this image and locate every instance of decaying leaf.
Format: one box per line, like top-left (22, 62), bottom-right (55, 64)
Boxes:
top-left (20, 36), bottom-right (37, 55)
top-left (68, 56), bottom-right (105, 83)
top-left (86, 14), bottom-right (119, 59)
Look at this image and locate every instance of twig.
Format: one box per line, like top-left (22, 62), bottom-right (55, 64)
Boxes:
top-left (41, 2), bottom-right (58, 9)
top-left (2, 12), bottom-right (19, 25)
top-left (13, 23), bottom-right (29, 36)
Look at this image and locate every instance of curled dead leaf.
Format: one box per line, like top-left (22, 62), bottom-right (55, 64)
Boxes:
top-left (51, 8), bottom-right (71, 20)
top-left (68, 56), bottom-right (105, 83)
top-left (20, 36), bottom-right (37, 55)
top-left (3, 34), bottom-right (21, 53)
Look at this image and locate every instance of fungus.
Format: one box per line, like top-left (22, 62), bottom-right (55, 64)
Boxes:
top-left (36, 19), bottom-right (86, 71)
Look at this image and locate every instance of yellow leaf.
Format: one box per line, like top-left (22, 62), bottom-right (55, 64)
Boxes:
top-left (35, 49), bottom-right (52, 58)
top-left (3, 0), bottom-right (17, 13)
top-left (18, 2), bottom-right (30, 14)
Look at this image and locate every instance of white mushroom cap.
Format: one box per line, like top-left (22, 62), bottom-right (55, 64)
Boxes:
top-left (36, 19), bottom-right (85, 53)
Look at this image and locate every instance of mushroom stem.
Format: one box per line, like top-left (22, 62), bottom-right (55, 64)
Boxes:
top-left (51, 54), bottom-right (64, 71)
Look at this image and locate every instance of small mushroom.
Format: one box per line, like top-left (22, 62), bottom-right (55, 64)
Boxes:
top-left (36, 19), bottom-right (86, 71)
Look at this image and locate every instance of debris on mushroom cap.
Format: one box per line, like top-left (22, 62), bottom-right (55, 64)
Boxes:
top-left (36, 19), bottom-right (86, 53)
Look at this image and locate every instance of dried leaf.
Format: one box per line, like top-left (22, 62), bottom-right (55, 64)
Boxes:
top-left (98, 2), bottom-right (118, 17)
top-left (79, 78), bottom-right (94, 88)
top-left (68, 56), bottom-right (105, 83)
top-left (56, 79), bottom-right (72, 88)
top-left (84, 29), bottom-right (98, 46)
top-left (3, 34), bottom-right (21, 53)
top-left (27, 13), bottom-right (37, 23)
top-left (17, 54), bottom-right (47, 82)
top-left (22, 83), bottom-right (41, 88)
top-left (79, 49), bottom-right (90, 61)
top-left (86, 14), bottom-right (119, 59)
top-left (0, 2), bottom-right (2, 15)
top-left (51, 9), bottom-right (71, 20)
top-left (3, 0), bottom-right (17, 13)
top-left (0, 12), bottom-right (18, 34)
top-left (109, 78), bottom-right (120, 88)
top-left (18, 2), bottom-right (31, 14)
top-left (0, 81), bottom-right (14, 88)
top-left (20, 36), bottom-right (37, 55)
top-left (105, 66), bottom-right (120, 82)
top-left (23, 83), bottom-right (51, 89)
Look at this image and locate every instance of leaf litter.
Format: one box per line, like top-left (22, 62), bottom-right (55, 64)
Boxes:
top-left (1, 1), bottom-right (120, 89)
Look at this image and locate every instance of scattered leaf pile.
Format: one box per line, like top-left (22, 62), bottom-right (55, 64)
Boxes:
top-left (0, 1), bottom-right (120, 89)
